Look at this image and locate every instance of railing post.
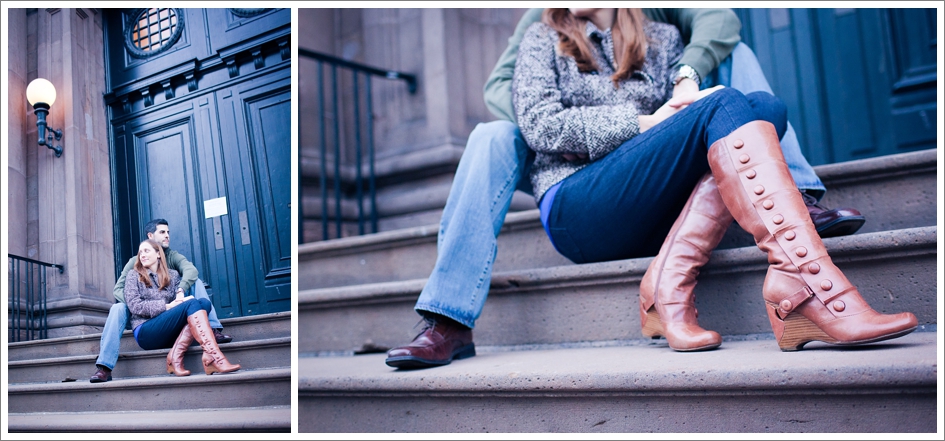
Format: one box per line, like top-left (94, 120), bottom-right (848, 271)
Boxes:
top-left (299, 49), bottom-right (416, 242)
top-left (7, 255), bottom-right (60, 342)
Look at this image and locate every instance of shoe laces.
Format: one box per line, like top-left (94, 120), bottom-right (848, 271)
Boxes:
top-left (801, 192), bottom-right (825, 209)
top-left (410, 317), bottom-right (438, 340)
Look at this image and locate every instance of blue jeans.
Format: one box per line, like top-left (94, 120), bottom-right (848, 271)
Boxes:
top-left (704, 43), bottom-right (825, 198)
top-left (414, 44), bottom-right (823, 328)
top-left (134, 298), bottom-right (212, 350)
top-left (94, 279), bottom-right (221, 369)
top-left (546, 89), bottom-right (785, 263)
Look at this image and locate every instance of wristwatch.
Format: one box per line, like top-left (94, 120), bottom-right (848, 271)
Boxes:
top-left (673, 64), bottom-right (701, 87)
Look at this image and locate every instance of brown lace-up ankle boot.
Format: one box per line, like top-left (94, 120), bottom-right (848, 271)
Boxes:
top-left (707, 121), bottom-right (917, 351)
top-left (639, 173), bottom-right (731, 351)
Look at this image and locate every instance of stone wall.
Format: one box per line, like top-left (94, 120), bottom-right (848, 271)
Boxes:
top-left (8, 8), bottom-right (115, 338)
top-left (298, 8), bottom-right (533, 242)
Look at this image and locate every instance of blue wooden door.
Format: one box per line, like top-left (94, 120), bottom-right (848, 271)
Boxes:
top-left (105, 8), bottom-right (291, 317)
top-left (734, 8), bottom-right (937, 165)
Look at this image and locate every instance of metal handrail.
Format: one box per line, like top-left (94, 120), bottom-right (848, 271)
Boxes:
top-left (299, 48), bottom-right (418, 242)
top-left (298, 48), bottom-right (417, 93)
top-left (8, 254), bottom-right (63, 342)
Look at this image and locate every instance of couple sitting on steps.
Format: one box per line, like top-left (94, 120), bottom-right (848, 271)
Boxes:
top-left (90, 218), bottom-right (239, 382)
top-left (384, 8), bottom-right (917, 370)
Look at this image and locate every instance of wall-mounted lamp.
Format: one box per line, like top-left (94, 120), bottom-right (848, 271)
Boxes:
top-left (26, 78), bottom-right (63, 157)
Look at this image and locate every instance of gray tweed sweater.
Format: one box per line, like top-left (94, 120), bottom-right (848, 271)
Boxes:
top-left (512, 19), bottom-right (684, 201)
top-left (125, 268), bottom-right (181, 330)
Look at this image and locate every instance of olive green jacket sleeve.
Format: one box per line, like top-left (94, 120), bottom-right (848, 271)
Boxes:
top-left (483, 8), bottom-right (741, 123)
top-left (112, 248), bottom-right (198, 302)
top-left (483, 8), bottom-right (544, 123)
top-left (643, 8), bottom-right (742, 80)
top-left (112, 256), bottom-right (138, 303)
top-left (165, 249), bottom-right (198, 295)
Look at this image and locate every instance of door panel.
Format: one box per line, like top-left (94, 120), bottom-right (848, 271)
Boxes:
top-left (216, 71), bottom-right (292, 315)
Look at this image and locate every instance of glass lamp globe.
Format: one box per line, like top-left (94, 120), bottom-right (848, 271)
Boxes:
top-left (26, 78), bottom-right (57, 108)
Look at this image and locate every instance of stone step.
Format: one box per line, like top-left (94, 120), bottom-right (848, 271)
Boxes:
top-left (8, 336), bottom-right (290, 384)
top-left (298, 331), bottom-right (936, 433)
top-left (8, 406), bottom-right (291, 433)
top-left (298, 226), bottom-right (936, 354)
top-left (8, 367), bottom-right (291, 414)
top-left (8, 311), bottom-right (290, 362)
top-left (299, 149), bottom-right (937, 290)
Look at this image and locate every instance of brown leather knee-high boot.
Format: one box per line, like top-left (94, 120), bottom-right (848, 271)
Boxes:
top-left (639, 173), bottom-right (732, 351)
top-left (166, 324), bottom-right (194, 376)
top-left (707, 121), bottom-right (917, 351)
top-left (188, 310), bottom-right (241, 374)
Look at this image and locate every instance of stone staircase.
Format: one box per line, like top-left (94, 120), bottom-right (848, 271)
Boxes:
top-left (7, 311), bottom-right (291, 432)
top-left (296, 149), bottom-right (938, 433)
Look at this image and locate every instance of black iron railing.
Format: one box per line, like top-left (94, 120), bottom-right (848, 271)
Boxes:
top-left (298, 48), bottom-right (417, 242)
top-left (8, 255), bottom-right (63, 342)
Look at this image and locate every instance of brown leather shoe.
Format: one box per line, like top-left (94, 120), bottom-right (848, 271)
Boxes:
top-left (385, 317), bottom-right (475, 369)
top-left (803, 193), bottom-right (865, 238)
top-left (90, 365), bottom-right (112, 383)
top-left (213, 328), bottom-right (233, 344)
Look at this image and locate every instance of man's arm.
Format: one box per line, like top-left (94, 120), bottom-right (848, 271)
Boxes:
top-left (482, 8), bottom-right (741, 123)
top-left (483, 8), bottom-right (543, 123)
top-left (112, 256), bottom-right (137, 303)
top-left (165, 250), bottom-right (198, 294)
top-left (643, 8), bottom-right (742, 82)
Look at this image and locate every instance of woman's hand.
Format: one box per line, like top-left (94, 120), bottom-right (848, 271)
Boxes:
top-left (165, 296), bottom-right (193, 310)
top-left (641, 85), bottom-right (726, 133)
top-left (666, 84), bottom-right (726, 110)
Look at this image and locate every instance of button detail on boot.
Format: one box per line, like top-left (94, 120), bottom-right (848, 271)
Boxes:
top-left (747, 170), bottom-right (757, 179)
top-left (739, 154), bottom-right (750, 164)
top-left (795, 246), bottom-right (807, 257)
top-left (734, 140), bottom-right (744, 149)
top-left (809, 262), bottom-right (820, 274)
top-left (785, 230), bottom-right (796, 240)
top-left (821, 279), bottom-right (833, 290)
top-left (833, 300), bottom-right (845, 312)
top-left (773, 214), bottom-right (784, 224)
top-left (780, 299), bottom-right (793, 311)
top-left (763, 200), bottom-right (773, 209)
top-left (754, 185), bottom-right (765, 195)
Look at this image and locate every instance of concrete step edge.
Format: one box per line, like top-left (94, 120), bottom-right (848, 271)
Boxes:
top-left (298, 148), bottom-right (937, 258)
top-left (299, 331), bottom-right (936, 395)
top-left (8, 405), bottom-right (291, 432)
top-left (9, 366), bottom-right (290, 392)
top-left (8, 336), bottom-right (292, 368)
top-left (299, 226), bottom-right (937, 309)
top-left (7, 311), bottom-right (290, 350)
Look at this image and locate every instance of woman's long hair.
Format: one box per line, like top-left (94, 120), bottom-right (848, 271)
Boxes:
top-left (134, 239), bottom-right (171, 290)
top-left (542, 8), bottom-right (648, 87)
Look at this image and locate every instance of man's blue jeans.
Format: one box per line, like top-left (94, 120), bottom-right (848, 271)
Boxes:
top-left (414, 43), bottom-right (825, 329)
top-left (94, 279), bottom-right (221, 369)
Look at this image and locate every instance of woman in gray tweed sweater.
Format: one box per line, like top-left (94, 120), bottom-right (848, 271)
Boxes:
top-left (511, 8), bottom-right (916, 353)
top-left (125, 239), bottom-right (240, 376)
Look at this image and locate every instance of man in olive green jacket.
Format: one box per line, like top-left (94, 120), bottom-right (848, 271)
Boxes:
top-left (89, 218), bottom-right (232, 382)
top-left (385, 8), bottom-right (864, 370)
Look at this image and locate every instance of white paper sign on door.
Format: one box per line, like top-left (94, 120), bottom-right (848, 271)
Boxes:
top-left (204, 197), bottom-right (228, 218)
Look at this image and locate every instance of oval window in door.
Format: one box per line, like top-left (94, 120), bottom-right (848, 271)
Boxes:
top-left (125, 8), bottom-right (185, 59)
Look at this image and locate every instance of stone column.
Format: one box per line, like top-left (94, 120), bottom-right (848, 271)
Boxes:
top-left (33, 8), bottom-right (114, 337)
top-left (7, 8), bottom-right (29, 257)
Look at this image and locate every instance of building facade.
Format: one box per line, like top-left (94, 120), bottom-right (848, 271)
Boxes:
top-left (7, 8), bottom-right (292, 338)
